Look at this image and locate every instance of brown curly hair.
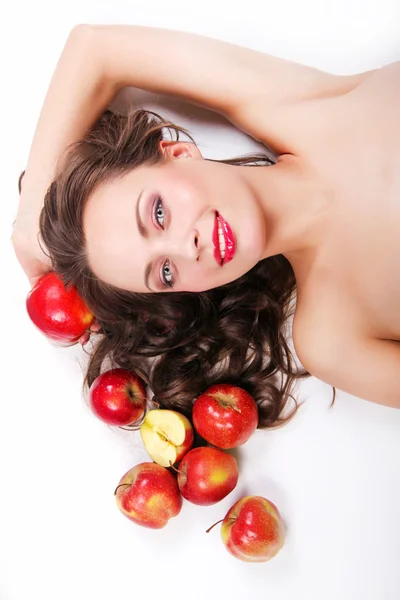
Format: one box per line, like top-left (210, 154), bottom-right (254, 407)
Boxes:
top-left (38, 108), bottom-right (310, 428)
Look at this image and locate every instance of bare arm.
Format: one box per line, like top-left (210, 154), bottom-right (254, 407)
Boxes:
top-left (13, 25), bottom-right (112, 283)
top-left (15, 29), bottom-right (111, 214)
top-left (18, 23), bottom-right (351, 197)
top-left (90, 24), bottom-right (353, 151)
top-left (22, 24), bottom-right (346, 177)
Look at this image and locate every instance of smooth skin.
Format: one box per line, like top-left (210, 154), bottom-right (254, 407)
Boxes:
top-left (12, 25), bottom-right (400, 407)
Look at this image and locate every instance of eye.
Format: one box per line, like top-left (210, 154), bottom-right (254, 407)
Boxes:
top-left (151, 196), bottom-right (175, 289)
top-left (160, 259), bottom-right (175, 289)
top-left (152, 196), bottom-right (167, 229)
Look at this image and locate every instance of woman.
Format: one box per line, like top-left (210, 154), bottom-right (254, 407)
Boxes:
top-left (12, 25), bottom-right (400, 424)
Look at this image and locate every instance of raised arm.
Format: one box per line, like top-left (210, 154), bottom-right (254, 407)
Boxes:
top-left (13, 26), bottom-right (111, 284)
top-left (13, 23), bottom-right (359, 283)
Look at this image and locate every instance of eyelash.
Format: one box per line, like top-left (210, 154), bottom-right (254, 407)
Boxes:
top-left (152, 195), bottom-right (175, 289)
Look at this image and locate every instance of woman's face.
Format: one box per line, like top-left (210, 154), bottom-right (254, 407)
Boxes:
top-left (83, 141), bottom-right (268, 293)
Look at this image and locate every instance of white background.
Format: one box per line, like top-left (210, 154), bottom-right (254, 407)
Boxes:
top-left (1, 1), bottom-right (400, 599)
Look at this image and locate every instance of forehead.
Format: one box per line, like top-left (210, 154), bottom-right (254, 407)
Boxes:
top-left (91, 166), bottom-right (151, 205)
top-left (84, 169), bottom-right (145, 238)
top-left (83, 168), bottom-right (151, 290)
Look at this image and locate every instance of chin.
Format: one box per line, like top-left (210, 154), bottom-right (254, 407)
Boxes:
top-left (219, 263), bottom-right (256, 289)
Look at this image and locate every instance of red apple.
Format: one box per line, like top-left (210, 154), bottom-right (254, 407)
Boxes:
top-left (192, 384), bottom-right (258, 449)
top-left (177, 446), bottom-right (238, 506)
top-left (26, 272), bottom-right (94, 344)
top-left (207, 496), bottom-right (285, 562)
top-left (89, 368), bottom-right (146, 426)
top-left (114, 462), bottom-right (182, 529)
top-left (140, 409), bottom-right (194, 466)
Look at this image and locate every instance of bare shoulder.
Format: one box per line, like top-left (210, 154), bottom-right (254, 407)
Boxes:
top-left (348, 60), bottom-right (400, 94)
top-left (292, 299), bottom-right (400, 408)
top-left (341, 60), bottom-right (400, 142)
top-left (335, 60), bottom-right (400, 123)
top-left (292, 292), bottom-right (352, 374)
top-left (229, 62), bottom-right (379, 156)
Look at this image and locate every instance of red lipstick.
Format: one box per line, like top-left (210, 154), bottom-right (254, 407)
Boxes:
top-left (212, 212), bottom-right (236, 266)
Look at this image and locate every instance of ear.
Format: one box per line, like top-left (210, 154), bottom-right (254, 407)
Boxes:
top-left (158, 140), bottom-right (203, 160)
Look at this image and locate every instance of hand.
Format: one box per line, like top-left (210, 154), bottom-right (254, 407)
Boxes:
top-left (12, 171), bottom-right (51, 286)
top-left (79, 319), bottom-right (103, 347)
top-left (12, 218), bottom-right (52, 287)
top-left (12, 174), bottom-right (51, 286)
top-left (14, 181), bottom-right (102, 348)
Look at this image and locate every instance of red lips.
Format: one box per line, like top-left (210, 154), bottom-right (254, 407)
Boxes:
top-left (212, 212), bottom-right (236, 266)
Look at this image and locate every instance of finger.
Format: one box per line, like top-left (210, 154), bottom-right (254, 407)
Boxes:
top-left (89, 320), bottom-right (102, 333)
top-left (79, 331), bottom-right (91, 346)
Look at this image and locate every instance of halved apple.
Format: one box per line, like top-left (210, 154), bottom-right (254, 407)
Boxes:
top-left (140, 409), bottom-right (195, 467)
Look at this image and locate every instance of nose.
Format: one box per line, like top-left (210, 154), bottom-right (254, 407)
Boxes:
top-left (153, 230), bottom-right (200, 261)
top-left (181, 230), bottom-right (200, 261)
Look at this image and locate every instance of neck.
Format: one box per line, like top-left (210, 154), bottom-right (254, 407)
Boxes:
top-left (242, 154), bottom-right (330, 281)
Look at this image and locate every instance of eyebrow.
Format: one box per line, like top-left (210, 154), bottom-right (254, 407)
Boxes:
top-left (136, 188), bottom-right (156, 293)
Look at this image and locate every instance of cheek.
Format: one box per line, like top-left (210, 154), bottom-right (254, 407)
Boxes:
top-left (167, 169), bottom-right (208, 210)
top-left (178, 261), bottom-right (235, 293)
top-left (176, 262), bottom-right (214, 293)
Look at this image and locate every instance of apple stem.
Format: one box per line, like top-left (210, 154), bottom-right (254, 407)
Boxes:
top-left (168, 461), bottom-right (181, 474)
top-left (206, 517), bottom-right (235, 534)
top-left (205, 519), bottom-right (225, 534)
top-left (114, 483), bottom-right (131, 496)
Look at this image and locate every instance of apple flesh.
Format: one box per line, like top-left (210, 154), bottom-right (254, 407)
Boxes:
top-left (26, 272), bottom-right (94, 344)
top-left (209, 496), bottom-right (285, 562)
top-left (140, 409), bottom-right (194, 467)
top-left (114, 462), bottom-right (182, 529)
top-left (192, 384), bottom-right (258, 449)
top-left (89, 368), bottom-right (147, 426)
top-left (177, 446), bottom-right (238, 506)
